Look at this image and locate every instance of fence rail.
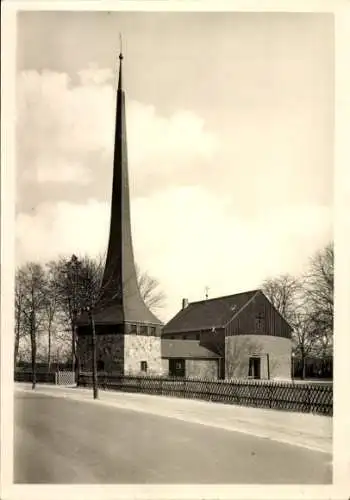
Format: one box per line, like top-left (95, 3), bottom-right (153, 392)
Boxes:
top-left (14, 371), bottom-right (75, 385)
top-left (15, 371), bottom-right (56, 384)
top-left (78, 373), bottom-right (333, 416)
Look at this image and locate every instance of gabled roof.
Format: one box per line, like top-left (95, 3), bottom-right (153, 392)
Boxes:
top-left (161, 339), bottom-right (222, 359)
top-left (163, 290), bottom-right (259, 334)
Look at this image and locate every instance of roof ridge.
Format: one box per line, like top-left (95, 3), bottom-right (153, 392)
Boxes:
top-left (189, 289), bottom-right (260, 306)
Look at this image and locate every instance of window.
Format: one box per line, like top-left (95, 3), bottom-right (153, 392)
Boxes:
top-left (139, 325), bottom-right (148, 335)
top-left (129, 324), bottom-right (137, 334)
top-left (140, 361), bottom-right (148, 373)
top-left (149, 326), bottom-right (156, 336)
top-left (195, 334), bottom-right (200, 341)
top-left (183, 335), bottom-right (187, 340)
top-left (169, 358), bottom-right (185, 377)
top-left (248, 357), bottom-right (261, 379)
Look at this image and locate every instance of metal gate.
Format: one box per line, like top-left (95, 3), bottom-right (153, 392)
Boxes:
top-left (55, 371), bottom-right (76, 386)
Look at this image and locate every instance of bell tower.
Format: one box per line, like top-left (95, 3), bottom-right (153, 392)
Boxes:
top-left (77, 50), bottom-right (163, 376)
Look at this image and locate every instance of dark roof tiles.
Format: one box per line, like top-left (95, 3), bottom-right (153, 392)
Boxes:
top-left (161, 339), bottom-right (222, 359)
top-left (163, 290), bottom-right (259, 333)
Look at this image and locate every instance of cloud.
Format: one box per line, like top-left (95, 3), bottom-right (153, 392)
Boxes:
top-left (23, 160), bottom-right (93, 185)
top-left (15, 187), bottom-right (332, 321)
top-left (16, 69), bottom-right (219, 199)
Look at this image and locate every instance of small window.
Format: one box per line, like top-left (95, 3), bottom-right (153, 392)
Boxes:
top-left (129, 324), bottom-right (137, 334)
top-left (149, 326), bottom-right (156, 336)
top-left (139, 325), bottom-right (148, 335)
top-left (140, 361), bottom-right (148, 373)
top-left (195, 334), bottom-right (200, 341)
top-left (183, 335), bottom-right (187, 340)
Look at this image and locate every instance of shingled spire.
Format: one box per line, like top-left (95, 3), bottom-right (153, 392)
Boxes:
top-left (80, 50), bottom-right (162, 328)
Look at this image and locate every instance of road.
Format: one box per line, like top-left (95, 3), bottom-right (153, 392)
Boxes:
top-left (14, 390), bottom-right (332, 484)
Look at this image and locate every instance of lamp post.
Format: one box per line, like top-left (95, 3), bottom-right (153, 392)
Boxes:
top-left (66, 254), bottom-right (80, 376)
top-left (86, 305), bottom-right (98, 400)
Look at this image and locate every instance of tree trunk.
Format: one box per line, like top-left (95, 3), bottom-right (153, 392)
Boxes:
top-left (301, 353), bottom-right (306, 380)
top-left (48, 324), bottom-right (52, 372)
top-left (71, 314), bottom-right (76, 374)
top-left (74, 331), bottom-right (80, 384)
top-left (89, 310), bottom-right (98, 400)
top-left (30, 328), bottom-right (37, 389)
top-left (14, 330), bottom-right (20, 369)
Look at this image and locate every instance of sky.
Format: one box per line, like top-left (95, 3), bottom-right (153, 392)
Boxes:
top-left (15, 11), bottom-right (334, 322)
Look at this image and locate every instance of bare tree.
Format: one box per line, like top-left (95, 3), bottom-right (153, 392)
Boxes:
top-left (304, 242), bottom-right (334, 340)
top-left (51, 255), bottom-right (98, 376)
top-left (14, 269), bottom-right (26, 366)
top-left (136, 264), bottom-right (166, 312)
top-left (17, 263), bottom-right (47, 389)
top-left (42, 262), bottom-right (61, 371)
top-left (291, 311), bottom-right (319, 379)
top-left (262, 274), bottom-right (303, 322)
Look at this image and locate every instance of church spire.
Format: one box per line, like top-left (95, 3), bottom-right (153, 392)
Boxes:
top-left (89, 45), bottom-right (162, 326)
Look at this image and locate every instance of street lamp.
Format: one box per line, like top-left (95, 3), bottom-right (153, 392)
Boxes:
top-left (86, 304), bottom-right (99, 400)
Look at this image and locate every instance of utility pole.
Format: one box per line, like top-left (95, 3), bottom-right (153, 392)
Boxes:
top-left (87, 305), bottom-right (99, 399)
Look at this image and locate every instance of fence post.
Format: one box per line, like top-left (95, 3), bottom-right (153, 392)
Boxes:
top-left (307, 384), bottom-right (311, 413)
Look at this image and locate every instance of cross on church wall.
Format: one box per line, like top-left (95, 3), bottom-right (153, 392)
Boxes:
top-left (255, 312), bottom-right (265, 330)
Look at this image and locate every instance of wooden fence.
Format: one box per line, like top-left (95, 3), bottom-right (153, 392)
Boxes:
top-left (15, 370), bottom-right (75, 385)
top-left (15, 371), bottom-right (56, 384)
top-left (78, 373), bottom-right (333, 416)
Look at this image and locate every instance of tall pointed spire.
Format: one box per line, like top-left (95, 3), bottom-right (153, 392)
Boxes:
top-left (90, 47), bottom-right (162, 326)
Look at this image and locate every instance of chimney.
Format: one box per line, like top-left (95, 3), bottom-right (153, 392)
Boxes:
top-left (182, 298), bottom-right (189, 310)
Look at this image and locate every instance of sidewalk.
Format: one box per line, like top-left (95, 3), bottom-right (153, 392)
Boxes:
top-left (15, 383), bottom-right (332, 454)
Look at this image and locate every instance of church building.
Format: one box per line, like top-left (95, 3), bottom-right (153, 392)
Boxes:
top-left (162, 290), bottom-right (292, 380)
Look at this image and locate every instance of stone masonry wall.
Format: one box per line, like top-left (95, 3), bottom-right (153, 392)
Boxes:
top-left (185, 359), bottom-right (219, 379)
top-left (124, 335), bottom-right (163, 376)
top-left (225, 334), bottom-right (291, 380)
top-left (77, 334), bottom-right (125, 374)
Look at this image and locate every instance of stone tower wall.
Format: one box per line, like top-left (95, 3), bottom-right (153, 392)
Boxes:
top-left (124, 335), bottom-right (163, 376)
top-left (78, 334), bottom-right (125, 375)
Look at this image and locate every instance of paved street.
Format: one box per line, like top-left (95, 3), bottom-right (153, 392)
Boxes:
top-left (14, 389), bottom-right (331, 484)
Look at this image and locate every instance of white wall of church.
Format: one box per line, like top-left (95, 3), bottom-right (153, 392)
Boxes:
top-left (225, 334), bottom-right (291, 380)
